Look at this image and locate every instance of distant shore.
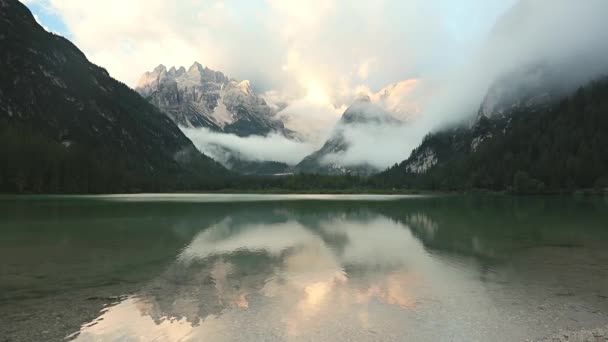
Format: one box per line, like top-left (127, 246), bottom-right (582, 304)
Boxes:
top-left (0, 188), bottom-right (606, 196)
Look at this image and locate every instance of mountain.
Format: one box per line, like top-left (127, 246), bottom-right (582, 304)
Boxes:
top-left (0, 0), bottom-right (226, 193)
top-left (296, 95), bottom-right (401, 175)
top-left (371, 79), bottom-right (422, 122)
top-left (379, 72), bottom-right (608, 193)
top-left (382, 64), bottom-right (574, 178)
top-left (277, 78), bottom-right (421, 145)
top-left (136, 63), bottom-right (293, 138)
top-left (477, 63), bottom-right (572, 120)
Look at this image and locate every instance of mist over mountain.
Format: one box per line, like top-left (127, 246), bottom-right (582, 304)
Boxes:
top-left (135, 62), bottom-right (311, 174)
top-left (373, 0), bottom-right (608, 190)
top-left (296, 95), bottom-right (408, 175)
top-left (175, 76), bottom-right (424, 174)
top-left (379, 74), bottom-right (608, 192)
top-left (420, 0), bottom-right (608, 130)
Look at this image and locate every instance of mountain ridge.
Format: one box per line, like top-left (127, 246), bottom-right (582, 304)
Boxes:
top-left (0, 0), bottom-right (226, 193)
top-left (136, 62), bottom-right (293, 138)
top-left (378, 72), bottom-right (608, 192)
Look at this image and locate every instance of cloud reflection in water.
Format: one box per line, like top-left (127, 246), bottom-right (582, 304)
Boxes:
top-left (72, 212), bottom-right (448, 340)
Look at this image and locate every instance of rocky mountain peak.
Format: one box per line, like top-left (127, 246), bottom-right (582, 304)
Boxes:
top-left (154, 64), bottom-right (167, 73)
top-left (167, 66), bottom-right (179, 77)
top-left (341, 97), bottom-right (400, 126)
top-left (236, 80), bottom-right (252, 94)
top-left (183, 62), bottom-right (204, 84)
top-left (354, 93), bottom-right (371, 103)
top-left (188, 61), bottom-right (204, 73)
top-left (135, 62), bottom-right (292, 138)
top-left (371, 79), bottom-right (422, 122)
top-left (136, 65), bottom-right (171, 95)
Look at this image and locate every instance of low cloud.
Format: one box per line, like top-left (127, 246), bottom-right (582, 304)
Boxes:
top-left (421, 0), bottom-right (608, 130)
top-left (23, 0), bottom-right (509, 104)
top-left (182, 127), bottom-right (316, 166)
top-left (276, 99), bottom-right (346, 146)
top-left (322, 122), bottom-right (423, 171)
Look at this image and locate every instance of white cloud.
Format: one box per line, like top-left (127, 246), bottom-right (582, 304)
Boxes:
top-left (420, 0), bottom-right (608, 129)
top-left (182, 127), bottom-right (316, 165)
top-left (323, 122), bottom-right (424, 170)
top-left (357, 58), bottom-right (376, 81)
top-left (277, 99), bottom-right (346, 147)
top-left (32, 0), bottom-right (497, 98)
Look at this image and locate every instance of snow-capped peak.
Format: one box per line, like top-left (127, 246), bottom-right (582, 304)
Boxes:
top-left (153, 64), bottom-right (167, 73)
top-left (188, 61), bottom-right (204, 73)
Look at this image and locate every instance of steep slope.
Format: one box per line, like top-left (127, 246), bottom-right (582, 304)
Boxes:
top-left (371, 79), bottom-right (422, 122)
top-left (477, 63), bottom-right (571, 120)
top-left (137, 63), bottom-right (293, 138)
top-left (383, 63), bottom-right (578, 178)
top-left (379, 75), bottom-right (608, 192)
top-left (296, 96), bottom-right (401, 175)
top-left (0, 0), bottom-right (225, 193)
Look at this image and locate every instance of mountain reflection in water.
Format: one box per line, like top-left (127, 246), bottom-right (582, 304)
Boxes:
top-left (1, 195), bottom-right (607, 341)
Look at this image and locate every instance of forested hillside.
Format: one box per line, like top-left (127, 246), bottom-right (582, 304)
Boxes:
top-left (0, 0), bottom-right (226, 193)
top-left (379, 77), bottom-right (608, 193)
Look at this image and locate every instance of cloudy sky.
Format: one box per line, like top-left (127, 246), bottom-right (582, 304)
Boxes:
top-left (20, 0), bottom-right (608, 168)
top-left (22, 0), bottom-right (514, 95)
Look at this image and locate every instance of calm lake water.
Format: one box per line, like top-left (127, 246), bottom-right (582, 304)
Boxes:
top-left (1, 194), bottom-right (608, 341)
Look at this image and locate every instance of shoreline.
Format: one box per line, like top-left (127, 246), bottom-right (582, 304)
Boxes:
top-left (537, 325), bottom-right (608, 341)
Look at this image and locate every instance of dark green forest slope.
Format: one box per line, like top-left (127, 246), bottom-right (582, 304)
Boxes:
top-left (378, 77), bottom-right (608, 193)
top-left (0, 0), bottom-right (226, 193)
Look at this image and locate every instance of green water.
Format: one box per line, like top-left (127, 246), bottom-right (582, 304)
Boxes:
top-left (1, 194), bottom-right (607, 341)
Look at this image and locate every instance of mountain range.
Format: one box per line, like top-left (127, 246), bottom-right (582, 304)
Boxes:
top-left (2, 0), bottom-right (607, 193)
top-left (136, 62), bottom-right (422, 176)
top-left (136, 63), bottom-right (293, 138)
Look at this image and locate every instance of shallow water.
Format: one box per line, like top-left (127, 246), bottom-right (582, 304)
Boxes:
top-left (1, 194), bottom-right (607, 341)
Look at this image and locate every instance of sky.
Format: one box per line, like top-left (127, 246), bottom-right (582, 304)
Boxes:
top-left (19, 0), bottom-right (608, 169)
top-left (21, 0), bottom-right (514, 91)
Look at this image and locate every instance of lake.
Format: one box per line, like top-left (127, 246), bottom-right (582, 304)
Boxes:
top-left (1, 194), bottom-right (607, 341)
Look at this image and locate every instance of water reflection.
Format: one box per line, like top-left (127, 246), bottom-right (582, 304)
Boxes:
top-left (71, 210), bottom-right (466, 341)
top-left (1, 196), bottom-right (608, 341)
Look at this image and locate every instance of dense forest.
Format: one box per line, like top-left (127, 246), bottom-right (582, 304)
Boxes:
top-left (379, 77), bottom-right (608, 193)
top-left (0, 121), bottom-right (369, 194)
top-left (0, 0), bottom-right (225, 193)
top-left (0, 121), bottom-right (233, 193)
